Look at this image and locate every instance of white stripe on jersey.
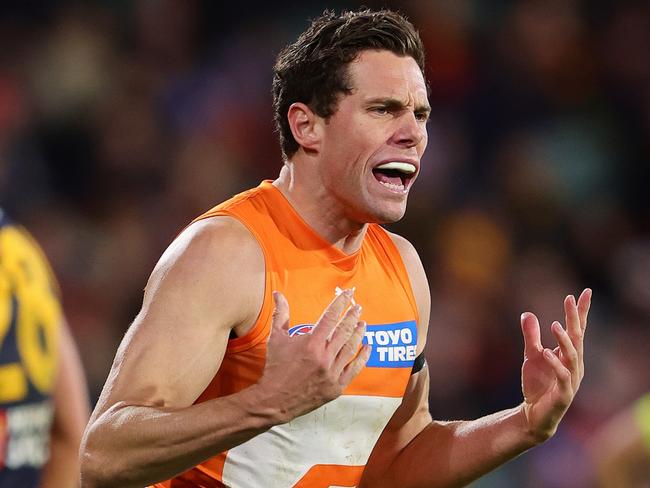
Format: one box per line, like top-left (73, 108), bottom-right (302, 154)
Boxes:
top-left (222, 395), bottom-right (402, 487)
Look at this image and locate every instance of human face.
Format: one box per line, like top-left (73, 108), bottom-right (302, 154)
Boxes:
top-left (316, 49), bottom-right (429, 225)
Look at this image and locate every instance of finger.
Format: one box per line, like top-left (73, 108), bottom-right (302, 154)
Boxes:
top-left (543, 348), bottom-right (574, 399)
top-left (339, 344), bottom-right (371, 386)
top-left (564, 295), bottom-right (582, 353)
top-left (313, 288), bottom-right (355, 340)
top-left (333, 320), bottom-right (366, 372)
top-left (269, 291), bottom-right (290, 343)
top-left (577, 288), bottom-right (592, 332)
top-left (328, 305), bottom-right (362, 355)
top-left (551, 321), bottom-right (579, 386)
top-left (521, 312), bottom-right (542, 357)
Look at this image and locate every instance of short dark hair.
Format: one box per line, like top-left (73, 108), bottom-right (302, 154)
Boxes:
top-left (272, 9), bottom-right (426, 159)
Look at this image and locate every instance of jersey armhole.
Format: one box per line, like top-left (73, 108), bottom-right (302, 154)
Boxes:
top-left (193, 211), bottom-right (272, 354)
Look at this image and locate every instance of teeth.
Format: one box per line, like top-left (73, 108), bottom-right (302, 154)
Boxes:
top-left (379, 180), bottom-right (405, 191)
top-left (375, 161), bottom-right (416, 174)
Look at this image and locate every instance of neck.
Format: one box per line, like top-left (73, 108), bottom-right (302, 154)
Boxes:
top-left (273, 162), bottom-right (368, 255)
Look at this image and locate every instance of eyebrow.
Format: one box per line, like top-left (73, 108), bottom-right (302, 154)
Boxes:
top-left (366, 97), bottom-right (431, 114)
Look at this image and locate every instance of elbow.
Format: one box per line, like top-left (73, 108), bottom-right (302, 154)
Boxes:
top-left (79, 403), bottom-right (150, 488)
top-left (80, 450), bottom-right (129, 488)
top-left (80, 423), bottom-right (150, 488)
top-left (79, 428), bottom-right (125, 488)
top-left (79, 454), bottom-right (106, 488)
top-left (79, 443), bottom-right (110, 488)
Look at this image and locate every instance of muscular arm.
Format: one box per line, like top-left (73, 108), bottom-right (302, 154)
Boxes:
top-left (39, 320), bottom-right (90, 488)
top-left (362, 234), bottom-right (591, 488)
top-left (364, 366), bottom-right (537, 488)
top-left (80, 217), bottom-right (370, 488)
top-left (80, 217), bottom-right (273, 488)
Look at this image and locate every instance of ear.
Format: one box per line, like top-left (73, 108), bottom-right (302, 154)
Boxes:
top-left (287, 102), bottom-right (321, 153)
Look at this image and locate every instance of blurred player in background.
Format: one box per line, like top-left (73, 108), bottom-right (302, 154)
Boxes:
top-left (81, 9), bottom-right (591, 488)
top-left (0, 209), bottom-right (89, 487)
top-left (590, 393), bottom-right (650, 487)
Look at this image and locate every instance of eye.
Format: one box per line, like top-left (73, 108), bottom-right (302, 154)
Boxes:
top-left (415, 111), bottom-right (430, 122)
top-left (371, 106), bottom-right (389, 115)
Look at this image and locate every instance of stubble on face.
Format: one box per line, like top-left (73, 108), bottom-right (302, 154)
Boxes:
top-left (315, 50), bottom-right (429, 227)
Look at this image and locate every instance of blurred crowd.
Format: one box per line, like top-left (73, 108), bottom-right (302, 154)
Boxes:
top-left (0, 0), bottom-right (648, 486)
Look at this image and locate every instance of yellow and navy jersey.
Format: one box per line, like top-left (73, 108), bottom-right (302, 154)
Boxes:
top-left (0, 210), bottom-right (62, 487)
top-left (154, 181), bottom-right (420, 488)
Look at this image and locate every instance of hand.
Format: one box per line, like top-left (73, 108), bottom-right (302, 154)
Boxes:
top-left (257, 289), bottom-right (371, 423)
top-left (519, 288), bottom-right (592, 443)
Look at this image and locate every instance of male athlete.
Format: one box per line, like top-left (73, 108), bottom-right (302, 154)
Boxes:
top-left (80, 9), bottom-right (592, 488)
top-left (0, 210), bottom-right (89, 487)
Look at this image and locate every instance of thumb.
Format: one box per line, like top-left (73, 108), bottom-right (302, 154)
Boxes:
top-left (269, 291), bottom-right (290, 343)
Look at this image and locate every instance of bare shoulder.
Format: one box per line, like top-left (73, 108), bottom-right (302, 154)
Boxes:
top-left (149, 216), bottom-right (263, 289)
top-left (91, 215), bottom-right (265, 415)
top-left (144, 215), bottom-right (265, 329)
top-left (386, 231), bottom-right (430, 351)
top-left (385, 231), bottom-right (428, 293)
top-left (386, 231), bottom-right (418, 264)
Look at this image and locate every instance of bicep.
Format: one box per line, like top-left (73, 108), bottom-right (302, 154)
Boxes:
top-left (387, 232), bottom-right (430, 355)
top-left (384, 365), bottom-right (433, 440)
top-left (91, 218), bottom-right (264, 420)
top-left (386, 231), bottom-right (433, 429)
top-left (362, 233), bottom-right (433, 483)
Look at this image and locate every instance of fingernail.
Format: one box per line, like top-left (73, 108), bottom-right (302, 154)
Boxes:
top-left (354, 304), bottom-right (362, 314)
top-left (570, 295), bottom-right (576, 306)
top-left (543, 349), bottom-right (553, 359)
top-left (521, 313), bottom-right (527, 322)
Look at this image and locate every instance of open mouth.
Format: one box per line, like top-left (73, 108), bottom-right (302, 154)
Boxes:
top-left (372, 162), bottom-right (417, 192)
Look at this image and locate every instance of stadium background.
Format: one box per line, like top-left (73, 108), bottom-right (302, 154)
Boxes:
top-left (0, 0), bottom-right (648, 486)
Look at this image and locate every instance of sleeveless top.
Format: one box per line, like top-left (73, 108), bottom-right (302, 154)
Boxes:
top-left (0, 210), bottom-right (62, 487)
top-left (155, 181), bottom-right (419, 487)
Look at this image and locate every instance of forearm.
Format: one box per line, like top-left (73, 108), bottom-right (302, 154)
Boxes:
top-left (383, 404), bottom-right (541, 488)
top-left (80, 384), bottom-right (281, 488)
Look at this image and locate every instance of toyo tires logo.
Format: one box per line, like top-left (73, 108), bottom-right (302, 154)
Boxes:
top-left (362, 320), bottom-right (417, 368)
top-left (286, 320), bottom-right (418, 368)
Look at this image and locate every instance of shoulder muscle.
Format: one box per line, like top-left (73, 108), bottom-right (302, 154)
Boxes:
top-left (387, 232), bottom-right (430, 354)
top-left (93, 215), bottom-right (264, 417)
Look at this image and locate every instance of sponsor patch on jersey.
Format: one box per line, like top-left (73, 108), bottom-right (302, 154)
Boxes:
top-left (288, 324), bottom-right (315, 337)
top-left (0, 400), bottom-right (53, 469)
top-left (363, 320), bottom-right (417, 368)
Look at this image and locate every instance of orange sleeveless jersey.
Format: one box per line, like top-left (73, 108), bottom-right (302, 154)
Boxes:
top-left (153, 181), bottom-right (419, 488)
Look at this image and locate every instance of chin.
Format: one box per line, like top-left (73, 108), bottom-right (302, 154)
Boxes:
top-left (347, 192), bottom-right (409, 225)
top-left (366, 204), bottom-right (408, 225)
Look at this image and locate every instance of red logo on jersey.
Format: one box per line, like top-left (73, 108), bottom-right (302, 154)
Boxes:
top-left (288, 324), bottom-right (315, 337)
top-left (0, 409), bottom-right (8, 468)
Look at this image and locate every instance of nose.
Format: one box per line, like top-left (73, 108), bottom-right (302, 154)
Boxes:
top-left (392, 112), bottom-right (426, 148)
